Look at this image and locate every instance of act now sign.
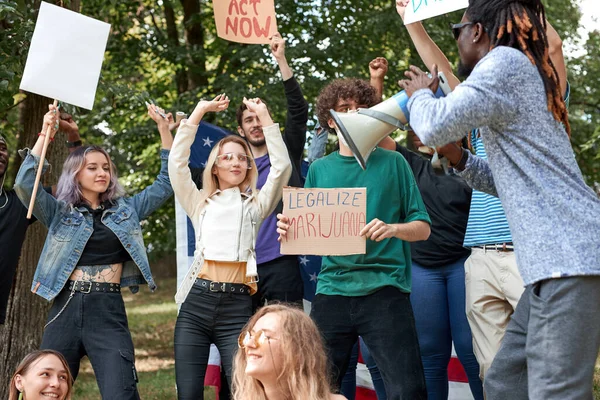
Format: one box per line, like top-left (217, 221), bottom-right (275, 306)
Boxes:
top-left (212, 0), bottom-right (277, 44)
top-left (404, 0), bottom-right (469, 24)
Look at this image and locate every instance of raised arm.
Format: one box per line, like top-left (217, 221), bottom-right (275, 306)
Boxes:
top-left (545, 20), bottom-right (567, 98)
top-left (271, 32), bottom-right (293, 81)
top-left (400, 52), bottom-right (518, 147)
top-left (369, 57), bottom-right (388, 101)
top-left (396, 0), bottom-right (461, 90)
top-left (14, 105), bottom-right (62, 225)
top-left (243, 98), bottom-right (292, 219)
top-left (271, 32), bottom-right (309, 165)
top-left (168, 95), bottom-right (230, 223)
top-left (129, 104), bottom-right (176, 220)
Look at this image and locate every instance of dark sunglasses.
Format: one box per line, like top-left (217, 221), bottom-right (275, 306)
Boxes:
top-left (450, 22), bottom-right (474, 40)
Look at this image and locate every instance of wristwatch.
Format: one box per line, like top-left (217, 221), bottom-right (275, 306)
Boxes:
top-left (66, 140), bottom-right (82, 148)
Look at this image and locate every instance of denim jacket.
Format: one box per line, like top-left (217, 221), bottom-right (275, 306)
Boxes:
top-left (14, 149), bottom-right (173, 301)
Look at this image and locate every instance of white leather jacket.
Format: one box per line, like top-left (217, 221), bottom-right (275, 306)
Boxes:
top-left (169, 122), bottom-right (291, 304)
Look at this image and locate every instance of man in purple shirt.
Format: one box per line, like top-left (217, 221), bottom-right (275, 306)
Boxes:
top-left (235, 32), bottom-right (308, 310)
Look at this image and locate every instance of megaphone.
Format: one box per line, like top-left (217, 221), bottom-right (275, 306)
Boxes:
top-left (330, 71), bottom-right (451, 169)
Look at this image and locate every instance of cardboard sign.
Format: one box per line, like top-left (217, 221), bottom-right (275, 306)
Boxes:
top-left (404, 0), bottom-right (469, 24)
top-left (280, 187), bottom-right (367, 256)
top-left (19, 2), bottom-right (110, 110)
top-left (212, 0), bottom-right (277, 44)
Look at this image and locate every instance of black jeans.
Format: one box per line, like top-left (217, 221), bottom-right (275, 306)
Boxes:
top-left (41, 289), bottom-right (140, 400)
top-left (311, 286), bottom-right (427, 400)
top-left (252, 255), bottom-right (304, 312)
top-left (174, 280), bottom-right (252, 400)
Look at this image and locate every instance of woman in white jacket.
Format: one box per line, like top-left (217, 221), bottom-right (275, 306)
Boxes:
top-left (168, 94), bottom-right (291, 399)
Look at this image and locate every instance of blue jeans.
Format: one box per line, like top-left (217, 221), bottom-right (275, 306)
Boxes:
top-left (410, 258), bottom-right (483, 400)
top-left (311, 286), bottom-right (427, 400)
top-left (341, 337), bottom-right (387, 399)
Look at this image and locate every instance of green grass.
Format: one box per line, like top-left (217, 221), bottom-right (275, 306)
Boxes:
top-left (71, 278), bottom-right (216, 400)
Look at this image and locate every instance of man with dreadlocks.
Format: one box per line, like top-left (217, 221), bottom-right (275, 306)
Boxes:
top-left (398, 0), bottom-right (600, 398)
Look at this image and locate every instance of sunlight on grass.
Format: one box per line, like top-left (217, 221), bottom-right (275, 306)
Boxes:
top-left (127, 302), bottom-right (179, 315)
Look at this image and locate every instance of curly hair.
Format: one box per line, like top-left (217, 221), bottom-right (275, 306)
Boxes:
top-left (232, 304), bottom-right (334, 400)
top-left (466, 0), bottom-right (570, 136)
top-left (316, 78), bottom-right (379, 134)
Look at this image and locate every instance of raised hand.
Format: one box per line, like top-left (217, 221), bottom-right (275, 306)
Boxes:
top-left (197, 94), bottom-right (230, 114)
top-left (369, 57), bottom-right (388, 81)
top-left (147, 103), bottom-right (174, 130)
top-left (398, 64), bottom-right (440, 97)
top-left (396, 0), bottom-right (410, 21)
top-left (58, 112), bottom-right (79, 135)
top-left (270, 32), bottom-right (286, 61)
top-left (242, 97), bottom-right (268, 117)
top-left (41, 104), bottom-right (60, 139)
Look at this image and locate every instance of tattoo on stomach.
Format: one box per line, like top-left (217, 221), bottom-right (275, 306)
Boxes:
top-left (71, 264), bottom-right (122, 283)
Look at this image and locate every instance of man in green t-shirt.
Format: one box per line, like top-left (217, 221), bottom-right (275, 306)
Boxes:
top-left (278, 78), bottom-right (431, 399)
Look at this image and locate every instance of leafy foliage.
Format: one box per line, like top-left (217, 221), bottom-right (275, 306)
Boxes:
top-left (1, 0), bottom-right (598, 256)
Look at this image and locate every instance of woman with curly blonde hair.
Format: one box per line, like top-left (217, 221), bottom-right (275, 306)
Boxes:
top-left (233, 304), bottom-right (346, 400)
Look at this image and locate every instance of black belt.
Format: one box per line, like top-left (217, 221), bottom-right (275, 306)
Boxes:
top-left (195, 278), bottom-right (250, 295)
top-left (472, 242), bottom-right (514, 252)
top-left (66, 280), bottom-right (121, 293)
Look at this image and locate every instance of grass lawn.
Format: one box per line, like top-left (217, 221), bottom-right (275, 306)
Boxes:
top-left (71, 277), bottom-right (600, 399)
top-left (72, 277), bottom-right (216, 400)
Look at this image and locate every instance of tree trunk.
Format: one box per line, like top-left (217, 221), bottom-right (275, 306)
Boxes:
top-left (181, 0), bottom-right (207, 91)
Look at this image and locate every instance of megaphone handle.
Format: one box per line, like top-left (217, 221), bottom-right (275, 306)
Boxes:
top-left (357, 109), bottom-right (411, 131)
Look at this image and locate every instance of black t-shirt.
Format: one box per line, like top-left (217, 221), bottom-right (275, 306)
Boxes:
top-left (395, 144), bottom-right (472, 267)
top-left (77, 202), bottom-right (132, 266)
top-left (0, 189), bottom-right (38, 324)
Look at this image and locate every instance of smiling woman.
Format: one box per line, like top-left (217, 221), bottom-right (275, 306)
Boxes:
top-left (168, 95), bottom-right (291, 398)
top-left (232, 304), bottom-right (346, 400)
top-left (9, 350), bottom-right (73, 400)
top-left (13, 103), bottom-right (174, 399)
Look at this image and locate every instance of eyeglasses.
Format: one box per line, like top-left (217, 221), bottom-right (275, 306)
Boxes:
top-left (450, 22), bottom-right (474, 40)
top-left (238, 329), bottom-right (275, 349)
top-left (216, 152), bottom-right (253, 169)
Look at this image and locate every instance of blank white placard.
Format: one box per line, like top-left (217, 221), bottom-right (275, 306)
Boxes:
top-left (20, 2), bottom-right (110, 110)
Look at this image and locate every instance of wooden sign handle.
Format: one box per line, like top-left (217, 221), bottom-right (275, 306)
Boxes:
top-left (27, 99), bottom-right (58, 219)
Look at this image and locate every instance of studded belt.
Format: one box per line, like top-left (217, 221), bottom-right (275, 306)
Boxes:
top-left (66, 280), bottom-right (121, 293)
top-left (195, 278), bottom-right (249, 295)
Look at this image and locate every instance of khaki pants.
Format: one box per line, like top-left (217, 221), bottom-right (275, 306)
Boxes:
top-left (465, 248), bottom-right (524, 379)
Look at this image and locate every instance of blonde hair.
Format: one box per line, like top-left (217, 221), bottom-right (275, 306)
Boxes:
top-left (198, 135), bottom-right (258, 206)
top-left (232, 304), bottom-right (334, 400)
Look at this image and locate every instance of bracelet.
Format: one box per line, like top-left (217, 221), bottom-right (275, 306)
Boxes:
top-left (38, 132), bottom-right (55, 142)
top-left (451, 148), bottom-right (470, 171)
top-left (66, 140), bottom-right (82, 148)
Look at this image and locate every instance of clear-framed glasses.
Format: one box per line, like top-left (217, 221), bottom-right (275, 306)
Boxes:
top-left (450, 21), bottom-right (474, 40)
top-left (238, 329), bottom-right (273, 349)
top-left (216, 152), bottom-right (253, 169)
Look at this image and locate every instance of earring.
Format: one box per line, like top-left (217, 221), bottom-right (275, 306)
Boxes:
top-left (473, 39), bottom-right (476, 43)
top-left (18, 392), bottom-right (23, 400)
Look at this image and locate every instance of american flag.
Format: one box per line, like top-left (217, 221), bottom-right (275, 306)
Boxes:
top-left (174, 122), bottom-right (473, 399)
